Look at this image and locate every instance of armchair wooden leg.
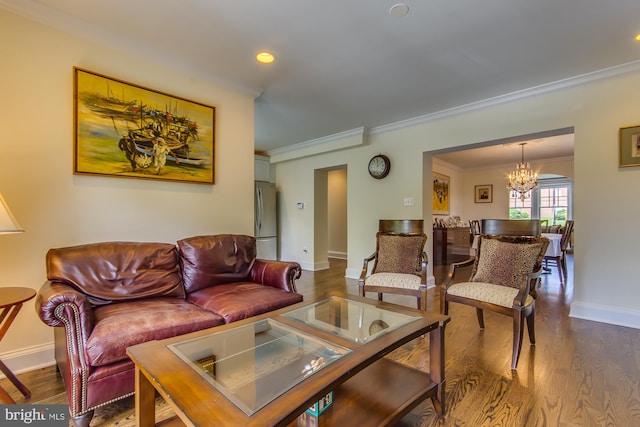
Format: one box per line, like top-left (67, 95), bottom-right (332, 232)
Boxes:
top-left (476, 308), bottom-right (485, 330)
top-left (526, 306), bottom-right (536, 345)
top-left (418, 288), bottom-right (427, 311)
top-left (512, 311), bottom-right (526, 371)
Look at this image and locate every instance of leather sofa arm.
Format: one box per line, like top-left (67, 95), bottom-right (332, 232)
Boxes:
top-left (36, 281), bottom-right (96, 419)
top-left (251, 260), bottom-right (302, 293)
top-left (35, 281), bottom-right (95, 345)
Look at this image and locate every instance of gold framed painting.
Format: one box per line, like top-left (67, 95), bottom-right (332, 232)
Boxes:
top-left (432, 172), bottom-right (450, 215)
top-left (74, 67), bottom-right (215, 183)
top-left (474, 184), bottom-right (493, 203)
top-left (619, 124), bottom-right (640, 168)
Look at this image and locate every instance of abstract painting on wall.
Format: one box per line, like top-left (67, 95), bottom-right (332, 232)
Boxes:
top-left (433, 172), bottom-right (450, 215)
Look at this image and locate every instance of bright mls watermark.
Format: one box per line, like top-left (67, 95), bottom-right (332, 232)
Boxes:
top-left (0, 405), bottom-right (68, 426)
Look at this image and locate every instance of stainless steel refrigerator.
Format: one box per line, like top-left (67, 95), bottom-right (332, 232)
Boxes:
top-left (254, 181), bottom-right (277, 260)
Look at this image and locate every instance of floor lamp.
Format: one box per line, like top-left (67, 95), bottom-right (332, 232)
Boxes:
top-left (0, 193), bottom-right (24, 234)
top-left (0, 192), bottom-right (29, 404)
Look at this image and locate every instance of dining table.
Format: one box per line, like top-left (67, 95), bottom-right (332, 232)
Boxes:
top-left (541, 233), bottom-right (562, 257)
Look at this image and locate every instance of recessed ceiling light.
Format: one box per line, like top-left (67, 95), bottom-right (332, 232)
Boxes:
top-left (389, 3), bottom-right (409, 17)
top-left (256, 51), bottom-right (275, 64)
top-left (635, 33), bottom-right (640, 41)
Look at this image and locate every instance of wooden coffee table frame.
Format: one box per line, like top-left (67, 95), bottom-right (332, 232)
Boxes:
top-left (127, 292), bottom-right (449, 427)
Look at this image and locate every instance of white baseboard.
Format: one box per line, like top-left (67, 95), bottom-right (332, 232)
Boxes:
top-left (426, 275), bottom-right (436, 289)
top-left (328, 251), bottom-right (347, 260)
top-left (0, 342), bottom-right (55, 379)
top-left (300, 260), bottom-right (331, 271)
top-left (345, 267), bottom-right (360, 279)
top-left (570, 300), bottom-right (640, 329)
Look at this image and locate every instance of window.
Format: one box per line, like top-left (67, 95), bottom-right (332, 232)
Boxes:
top-left (509, 195), bottom-right (533, 219)
top-left (539, 186), bottom-right (569, 226)
top-left (509, 178), bottom-right (572, 224)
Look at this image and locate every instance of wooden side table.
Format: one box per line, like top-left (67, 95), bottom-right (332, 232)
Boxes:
top-left (0, 287), bottom-right (36, 403)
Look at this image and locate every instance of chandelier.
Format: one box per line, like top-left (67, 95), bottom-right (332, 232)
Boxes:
top-left (506, 143), bottom-right (539, 201)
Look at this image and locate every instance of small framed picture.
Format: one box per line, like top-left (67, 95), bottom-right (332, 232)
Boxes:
top-left (474, 185), bottom-right (493, 203)
top-left (619, 124), bottom-right (640, 168)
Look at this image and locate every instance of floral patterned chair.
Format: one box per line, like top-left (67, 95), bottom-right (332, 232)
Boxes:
top-left (440, 235), bottom-right (549, 370)
top-left (359, 230), bottom-right (428, 310)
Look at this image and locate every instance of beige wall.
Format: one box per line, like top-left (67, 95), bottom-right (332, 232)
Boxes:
top-left (275, 67), bottom-right (640, 328)
top-left (0, 11), bottom-right (255, 372)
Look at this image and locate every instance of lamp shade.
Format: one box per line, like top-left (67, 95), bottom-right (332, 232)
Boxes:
top-left (0, 193), bottom-right (24, 234)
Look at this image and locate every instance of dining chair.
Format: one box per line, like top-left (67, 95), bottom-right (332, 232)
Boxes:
top-left (441, 235), bottom-right (550, 370)
top-left (359, 228), bottom-right (428, 310)
top-left (481, 219), bottom-right (541, 237)
top-left (539, 219), bottom-right (549, 233)
top-left (469, 219), bottom-right (481, 245)
top-left (544, 220), bottom-right (574, 284)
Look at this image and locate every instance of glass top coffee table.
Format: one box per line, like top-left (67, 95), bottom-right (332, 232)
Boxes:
top-left (127, 292), bottom-right (449, 427)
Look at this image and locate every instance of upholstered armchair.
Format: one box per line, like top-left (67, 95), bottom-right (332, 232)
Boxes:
top-left (359, 230), bottom-right (428, 310)
top-left (440, 235), bottom-right (549, 370)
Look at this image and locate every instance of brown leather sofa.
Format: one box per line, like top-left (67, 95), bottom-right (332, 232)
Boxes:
top-left (35, 234), bottom-right (303, 427)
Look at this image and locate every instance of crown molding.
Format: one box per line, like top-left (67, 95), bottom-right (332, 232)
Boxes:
top-left (270, 60), bottom-right (640, 161)
top-left (267, 127), bottom-right (366, 163)
top-left (371, 60), bottom-right (640, 137)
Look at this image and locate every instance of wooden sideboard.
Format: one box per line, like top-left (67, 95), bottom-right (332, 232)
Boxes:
top-left (433, 227), bottom-right (471, 265)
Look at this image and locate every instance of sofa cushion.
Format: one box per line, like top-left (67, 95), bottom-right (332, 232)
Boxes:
top-left (46, 242), bottom-right (184, 304)
top-left (187, 282), bottom-right (304, 323)
top-left (86, 298), bottom-right (225, 366)
top-left (178, 234), bottom-right (256, 293)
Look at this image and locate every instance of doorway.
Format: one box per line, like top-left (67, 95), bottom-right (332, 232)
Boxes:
top-left (312, 166), bottom-right (348, 271)
top-left (327, 168), bottom-right (348, 260)
top-left (428, 128), bottom-right (575, 285)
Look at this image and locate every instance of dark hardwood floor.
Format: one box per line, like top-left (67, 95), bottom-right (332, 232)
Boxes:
top-left (3, 254), bottom-right (640, 426)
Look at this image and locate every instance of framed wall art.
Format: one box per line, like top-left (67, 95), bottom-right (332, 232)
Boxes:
top-left (74, 67), bottom-right (215, 183)
top-left (474, 184), bottom-right (493, 203)
top-left (432, 172), bottom-right (450, 215)
top-left (619, 124), bottom-right (640, 168)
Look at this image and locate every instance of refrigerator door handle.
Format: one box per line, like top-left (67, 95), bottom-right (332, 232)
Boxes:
top-left (255, 186), bottom-right (262, 232)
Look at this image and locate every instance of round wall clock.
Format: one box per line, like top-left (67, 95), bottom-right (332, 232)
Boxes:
top-left (368, 154), bottom-right (391, 179)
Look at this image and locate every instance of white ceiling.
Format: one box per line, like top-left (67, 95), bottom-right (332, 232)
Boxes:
top-left (433, 131), bottom-right (575, 169)
top-left (2, 0), bottom-right (639, 155)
